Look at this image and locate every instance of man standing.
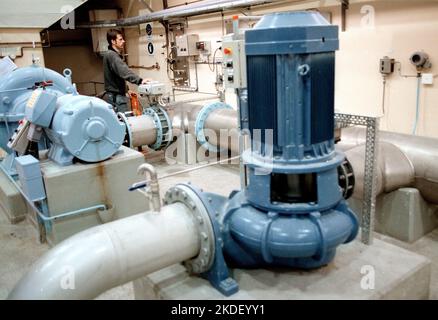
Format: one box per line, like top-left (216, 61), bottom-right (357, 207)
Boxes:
top-left (103, 29), bottom-right (149, 113)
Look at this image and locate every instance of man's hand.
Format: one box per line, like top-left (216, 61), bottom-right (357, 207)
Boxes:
top-left (141, 78), bottom-right (153, 85)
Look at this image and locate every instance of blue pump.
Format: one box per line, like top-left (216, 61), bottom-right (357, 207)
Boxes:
top-left (165, 11), bottom-right (358, 296)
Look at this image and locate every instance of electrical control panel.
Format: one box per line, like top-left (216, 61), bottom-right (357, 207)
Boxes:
top-left (222, 37), bottom-right (247, 89)
top-left (196, 41), bottom-right (211, 55)
top-left (176, 34), bottom-right (199, 57)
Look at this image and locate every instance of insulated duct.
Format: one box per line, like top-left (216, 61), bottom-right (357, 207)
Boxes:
top-left (339, 126), bottom-right (438, 204)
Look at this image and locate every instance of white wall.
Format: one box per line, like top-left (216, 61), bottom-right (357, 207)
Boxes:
top-left (0, 29), bottom-right (45, 67)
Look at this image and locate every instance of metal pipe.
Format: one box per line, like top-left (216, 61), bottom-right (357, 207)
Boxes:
top-left (167, 95), bottom-right (219, 107)
top-left (38, 205), bottom-right (108, 222)
top-left (8, 203), bottom-right (200, 300)
top-left (137, 163), bottom-right (161, 212)
top-left (413, 75), bottom-right (421, 135)
top-left (130, 155), bottom-right (241, 191)
top-left (77, 0), bottom-right (281, 28)
top-left (167, 103), bottom-right (240, 153)
top-left (127, 115), bottom-right (157, 147)
top-left (204, 108), bottom-right (240, 154)
top-left (339, 126), bottom-right (438, 204)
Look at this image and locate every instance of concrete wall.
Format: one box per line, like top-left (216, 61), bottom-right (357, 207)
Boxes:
top-left (0, 29), bottom-right (45, 67)
top-left (117, 0), bottom-right (438, 138)
top-left (43, 45), bottom-right (104, 96)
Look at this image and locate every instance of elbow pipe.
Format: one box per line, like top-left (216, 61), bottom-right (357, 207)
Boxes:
top-left (8, 203), bottom-right (200, 300)
top-left (137, 163), bottom-right (161, 211)
top-left (339, 127), bottom-right (438, 204)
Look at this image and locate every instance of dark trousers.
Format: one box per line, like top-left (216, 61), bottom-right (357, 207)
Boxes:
top-left (105, 92), bottom-right (129, 113)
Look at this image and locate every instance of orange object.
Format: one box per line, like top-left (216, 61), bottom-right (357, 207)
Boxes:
top-left (233, 15), bottom-right (239, 20)
top-left (224, 47), bottom-right (232, 55)
top-left (130, 92), bottom-right (142, 116)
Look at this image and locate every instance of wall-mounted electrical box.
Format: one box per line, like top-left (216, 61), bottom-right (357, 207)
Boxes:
top-left (422, 73), bottom-right (434, 85)
top-left (196, 41), bottom-right (211, 55)
top-left (176, 34), bottom-right (199, 56)
top-left (380, 56), bottom-right (395, 75)
top-left (222, 36), bottom-right (246, 89)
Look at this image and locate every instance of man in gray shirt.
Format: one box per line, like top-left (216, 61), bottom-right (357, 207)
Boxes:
top-left (103, 29), bottom-right (149, 112)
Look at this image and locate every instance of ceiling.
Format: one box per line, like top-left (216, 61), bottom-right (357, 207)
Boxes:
top-left (0, 0), bottom-right (89, 28)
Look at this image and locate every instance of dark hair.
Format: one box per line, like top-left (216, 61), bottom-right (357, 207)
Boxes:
top-left (107, 29), bottom-right (123, 48)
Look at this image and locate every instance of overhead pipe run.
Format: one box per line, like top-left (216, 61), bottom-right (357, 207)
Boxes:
top-left (77, 0), bottom-right (285, 28)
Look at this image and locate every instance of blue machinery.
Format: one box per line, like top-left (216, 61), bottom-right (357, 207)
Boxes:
top-left (0, 64), bottom-right (126, 168)
top-left (164, 11), bottom-right (359, 296)
top-left (3, 11), bottom-right (358, 298)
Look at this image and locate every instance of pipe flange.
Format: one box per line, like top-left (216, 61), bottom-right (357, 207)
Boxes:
top-left (163, 184), bottom-right (215, 274)
top-left (144, 106), bottom-right (173, 150)
top-left (117, 112), bottom-right (133, 148)
top-left (194, 101), bottom-right (232, 153)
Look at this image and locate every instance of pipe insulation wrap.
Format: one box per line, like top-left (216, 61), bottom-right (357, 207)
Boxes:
top-left (8, 203), bottom-right (200, 300)
top-left (204, 108), bottom-right (240, 154)
top-left (127, 114), bottom-right (158, 147)
top-left (339, 126), bottom-right (438, 204)
top-left (344, 142), bottom-right (415, 198)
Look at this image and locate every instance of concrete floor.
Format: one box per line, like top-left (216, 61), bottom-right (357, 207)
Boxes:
top-left (1, 159), bottom-right (437, 299)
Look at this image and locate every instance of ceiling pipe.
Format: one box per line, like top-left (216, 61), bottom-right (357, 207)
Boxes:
top-left (77, 0), bottom-right (284, 28)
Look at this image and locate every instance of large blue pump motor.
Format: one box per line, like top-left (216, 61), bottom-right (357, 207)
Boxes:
top-left (165, 11), bottom-right (359, 296)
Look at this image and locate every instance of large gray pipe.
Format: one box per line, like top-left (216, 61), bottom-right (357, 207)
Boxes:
top-left (169, 103), bottom-right (240, 154)
top-left (339, 126), bottom-right (438, 204)
top-left (204, 108), bottom-right (240, 154)
top-left (126, 114), bottom-right (157, 148)
top-left (78, 0), bottom-right (282, 28)
top-left (8, 203), bottom-right (200, 300)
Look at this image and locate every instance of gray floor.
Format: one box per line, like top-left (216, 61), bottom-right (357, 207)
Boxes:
top-left (1, 159), bottom-right (437, 299)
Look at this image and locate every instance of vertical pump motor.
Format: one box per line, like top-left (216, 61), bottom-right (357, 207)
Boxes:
top-left (164, 11), bottom-right (359, 296)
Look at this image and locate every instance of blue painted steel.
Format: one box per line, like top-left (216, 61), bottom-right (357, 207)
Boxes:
top-left (182, 11), bottom-right (359, 295)
top-left (232, 11), bottom-right (358, 268)
top-left (195, 101), bottom-right (233, 152)
top-left (47, 94), bottom-right (125, 165)
top-left (0, 65), bottom-right (75, 153)
top-left (172, 183), bottom-right (239, 296)
top-left (15, 155), bottom-right (46, 202)
top-left (221, 192), bottom-right (358, 269)
top-left (25, 89), bottom-right (57, 127)
top-left (245, 11), bottom-right (339, 55)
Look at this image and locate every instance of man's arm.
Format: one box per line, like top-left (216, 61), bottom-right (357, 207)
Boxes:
top-left (110, 53), bottom-right (143, 85)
